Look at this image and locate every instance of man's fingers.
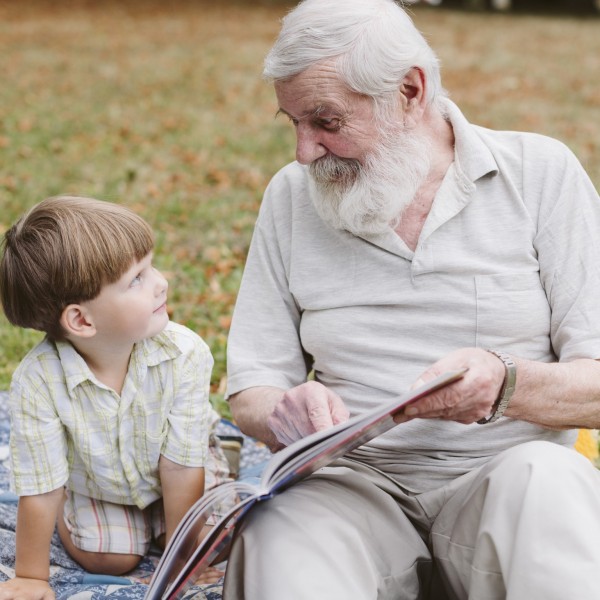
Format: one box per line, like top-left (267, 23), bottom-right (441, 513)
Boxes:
top-left (306, 396), bottom-right (335, 431)
top-left (308, 389), bottom-right (349, 428)
top-left (268, 382), bottom-right (350, 446)
top-left (331, 396), bottom-right (350, 425)
top-left (403, 348), bottom-right (507, 422)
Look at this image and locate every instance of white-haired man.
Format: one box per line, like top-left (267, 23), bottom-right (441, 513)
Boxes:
top-left (225, 0), bottom-right (600, 598)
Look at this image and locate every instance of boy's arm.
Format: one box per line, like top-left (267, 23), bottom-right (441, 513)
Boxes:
top-left (159, 455), bottom-right (205, 546)
top-left (0, 487), bottom-right (63, 600)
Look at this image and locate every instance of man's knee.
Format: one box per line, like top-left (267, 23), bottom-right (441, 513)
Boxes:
top-left (226, 467), bottom-right (432, 600)
top-left (472, 439), bottom-right (600, 523)
top-left (492, 440), bottom-right (595, 483)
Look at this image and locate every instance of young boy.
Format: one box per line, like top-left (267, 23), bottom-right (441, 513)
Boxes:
top-left (0, 195), bottom-right (230, 599)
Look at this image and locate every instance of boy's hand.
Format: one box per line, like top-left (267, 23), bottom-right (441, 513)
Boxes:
top-left (0, 577), bottom-right (54, 600)
top-left (194, 566), bottom-right (224, 585)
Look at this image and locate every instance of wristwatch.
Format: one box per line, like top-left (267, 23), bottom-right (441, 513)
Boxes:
top-left (477, 350), bottom-right (517, 424)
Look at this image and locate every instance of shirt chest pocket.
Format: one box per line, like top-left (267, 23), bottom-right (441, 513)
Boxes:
top-left (475, 272), bottom-right (552, 354)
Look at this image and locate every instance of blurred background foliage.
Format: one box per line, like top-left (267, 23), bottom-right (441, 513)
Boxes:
top-left (0, 0), bottom-right (598, 416)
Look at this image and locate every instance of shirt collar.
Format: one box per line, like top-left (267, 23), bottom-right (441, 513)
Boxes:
top-left (54, 341), bottom-right (96, 392)
top-left (441, 97), bottom-right (499, 183)
top-left (132, 327), bottom-right (182, 369)
top-left (56, 325), bottom-right (182, 393)
top-left (356, 100), bottom-right (499, 259)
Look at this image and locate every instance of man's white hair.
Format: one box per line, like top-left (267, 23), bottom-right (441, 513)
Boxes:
top-left (263, 0), bottom-right (446, 118)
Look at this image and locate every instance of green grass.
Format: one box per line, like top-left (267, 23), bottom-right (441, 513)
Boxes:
top-left (0, 1), bottom-right (599, 416)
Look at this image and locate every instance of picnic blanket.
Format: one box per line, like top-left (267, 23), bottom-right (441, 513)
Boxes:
top-left (0, 391), bottom-right (271, 600)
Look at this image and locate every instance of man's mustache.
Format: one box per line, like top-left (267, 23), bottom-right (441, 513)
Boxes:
top-left (309, 153), bottom-right (362, 185)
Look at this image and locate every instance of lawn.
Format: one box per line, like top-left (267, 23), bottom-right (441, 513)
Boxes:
top-left (0, 0), bottom-right (599, 414)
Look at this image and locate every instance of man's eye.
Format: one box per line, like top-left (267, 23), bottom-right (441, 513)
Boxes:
top-left (316, 117), bottom-right (341, 131)
top-left (286, 115), bottom-right (299, 127)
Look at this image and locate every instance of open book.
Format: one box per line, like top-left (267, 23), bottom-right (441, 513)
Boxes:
top-left (145, 369), bottom-right (467, 600)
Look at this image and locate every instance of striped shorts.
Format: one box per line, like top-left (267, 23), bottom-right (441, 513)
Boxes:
top-left (63, 435), bottom-right (231, 555)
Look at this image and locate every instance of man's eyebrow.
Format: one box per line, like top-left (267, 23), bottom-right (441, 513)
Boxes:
top-left (275, 105), bottom-right (328, 121)
top-left (274, 108), bottom-right (293, 119)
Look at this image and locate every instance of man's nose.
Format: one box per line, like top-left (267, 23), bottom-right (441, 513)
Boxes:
top-left (295, 123), bottom-right (327, 165)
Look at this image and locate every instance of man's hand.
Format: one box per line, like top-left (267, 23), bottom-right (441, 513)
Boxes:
top-left (267, 381), bottom-right (350, 447)
top-left (394, 348), bottom-right (506, 424)
top-left (0, 577), bottom-right (54, 600)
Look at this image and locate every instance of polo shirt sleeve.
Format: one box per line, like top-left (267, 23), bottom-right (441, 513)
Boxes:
top-left (226, 168), bottom-right (313, 397)
top-left (531, 141), bottom-right (600, 361)
top-left (161, 334), bottom-right (216, 467)
top-left (9, 377), bottom-right (69, 496)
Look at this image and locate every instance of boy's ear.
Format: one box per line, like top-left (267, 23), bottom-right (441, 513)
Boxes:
top-left (60, 304), bottom-right (97, 339)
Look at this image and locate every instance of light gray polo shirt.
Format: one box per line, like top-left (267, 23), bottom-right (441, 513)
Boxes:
top-left (227, 100), bottom-right (600, 492)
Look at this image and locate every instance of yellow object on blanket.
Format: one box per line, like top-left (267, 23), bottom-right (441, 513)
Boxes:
top-left (574, 429), bottom-right (599, 462)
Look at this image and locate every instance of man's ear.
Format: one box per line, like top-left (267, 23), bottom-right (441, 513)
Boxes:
top-left (399, 67), bottom-right (427, 125)
top-left (60, 304), bottom-right (97, 339)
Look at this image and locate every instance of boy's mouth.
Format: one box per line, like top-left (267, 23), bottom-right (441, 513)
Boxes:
top-left (153, 302), bottom-right (167, 314)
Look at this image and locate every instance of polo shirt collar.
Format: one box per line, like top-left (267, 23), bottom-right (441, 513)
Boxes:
top-left (442, 97), bottom-right (498, 182)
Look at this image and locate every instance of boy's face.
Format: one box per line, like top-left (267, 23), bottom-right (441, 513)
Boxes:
top-left (81, 253), bottom-right (169, 345)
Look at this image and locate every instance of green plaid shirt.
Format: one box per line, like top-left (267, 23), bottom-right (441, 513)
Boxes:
top-left (9, 321), bottom-right (218, 509)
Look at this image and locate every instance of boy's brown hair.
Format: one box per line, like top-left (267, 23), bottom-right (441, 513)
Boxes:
top-left (0, 195), bottom-right (154, 341)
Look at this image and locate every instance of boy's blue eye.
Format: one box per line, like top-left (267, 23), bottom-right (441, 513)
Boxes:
top-left (131, 274), bottom-right (142, 286)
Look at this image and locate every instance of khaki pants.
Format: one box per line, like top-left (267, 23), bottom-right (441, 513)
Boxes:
top-left (223, 441), bottom-right (600, 600)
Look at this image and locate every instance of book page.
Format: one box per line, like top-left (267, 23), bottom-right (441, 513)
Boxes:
top-left (164, 490), bottom-right (260, 600)
top-left (262, 368), bottom-right (467, 493)
top-left (145, 481), bottom-right (258, 600)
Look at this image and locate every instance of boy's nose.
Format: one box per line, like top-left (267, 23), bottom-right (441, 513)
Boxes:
top-left (154, 269), bottom-right (168, 295)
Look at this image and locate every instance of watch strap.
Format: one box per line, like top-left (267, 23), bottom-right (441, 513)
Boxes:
top-left (477, 349), bottom-right (517, 424)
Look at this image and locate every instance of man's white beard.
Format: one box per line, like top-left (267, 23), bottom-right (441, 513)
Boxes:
top-left (308, 126), bottom-right (431, 237)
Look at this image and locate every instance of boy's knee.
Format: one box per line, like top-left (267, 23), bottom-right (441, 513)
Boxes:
top-left (57, 511), bottom-right (143, 575)
top-left (76, 550), bottom-right (142, 575)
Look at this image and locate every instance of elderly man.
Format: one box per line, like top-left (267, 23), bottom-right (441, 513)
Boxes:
top-left (224, 0), bottom-right (600, 598)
